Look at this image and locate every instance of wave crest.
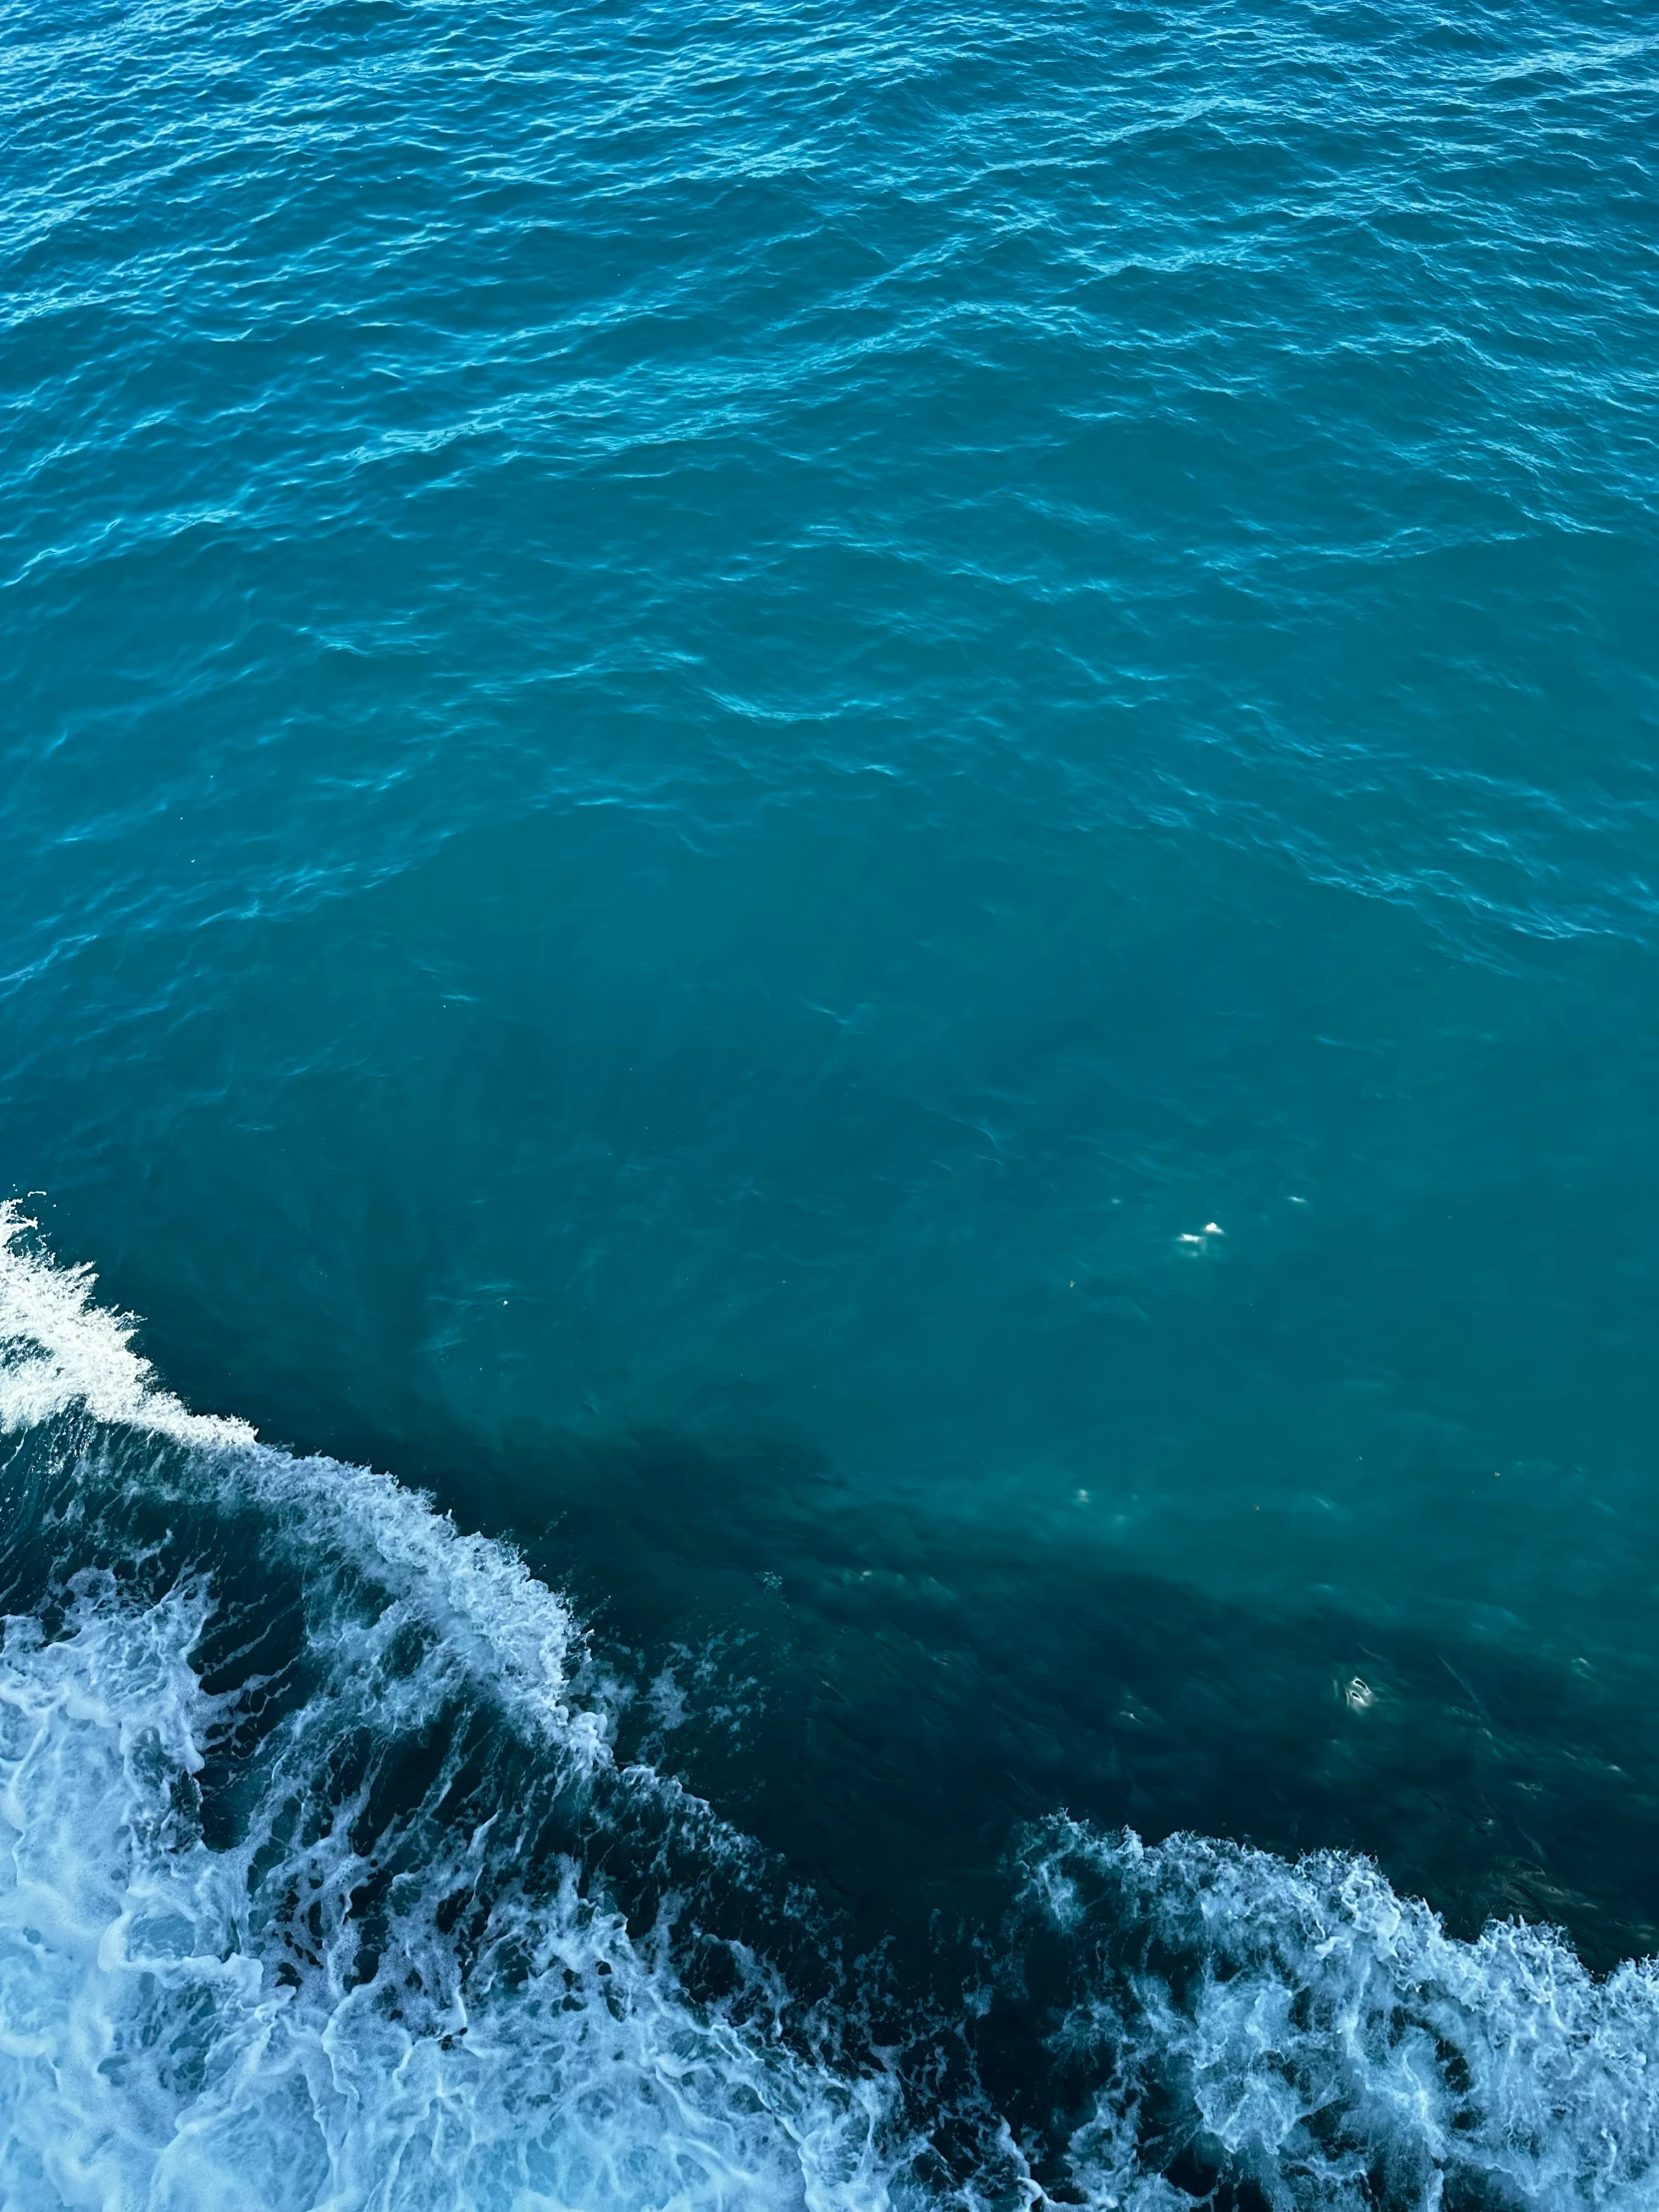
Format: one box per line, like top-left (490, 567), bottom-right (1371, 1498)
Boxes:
top-left (0, 1207), bottom-right (911, 2210)
top-left (1016, 1820), bottom-right (1659, 2210)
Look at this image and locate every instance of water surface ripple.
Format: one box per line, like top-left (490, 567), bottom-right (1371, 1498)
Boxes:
top-left (3, 0), bottom-right (1659, 2204)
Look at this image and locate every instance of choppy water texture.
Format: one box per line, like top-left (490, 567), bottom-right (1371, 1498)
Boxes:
top-left (3, 0), bottom-right (1658, 2202)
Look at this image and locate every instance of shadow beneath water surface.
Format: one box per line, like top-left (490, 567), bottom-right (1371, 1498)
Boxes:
top-left (283, 1410), bottom-right (1659, 1980)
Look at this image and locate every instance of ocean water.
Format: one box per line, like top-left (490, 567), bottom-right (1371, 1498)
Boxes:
top-left (3, 0), bottom-right (1658, 2202)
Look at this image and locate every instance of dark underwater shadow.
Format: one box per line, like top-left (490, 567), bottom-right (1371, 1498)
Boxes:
top-left (250, 1403), bottom-right (1659, 1983)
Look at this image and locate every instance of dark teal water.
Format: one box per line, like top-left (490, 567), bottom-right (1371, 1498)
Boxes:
top-left (3, 0), bottom-right (1658, 2203)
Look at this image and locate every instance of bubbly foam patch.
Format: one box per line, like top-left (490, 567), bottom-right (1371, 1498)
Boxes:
top-left (0, 1202), bottom-right (583, 1742)
top-left (0, 1576), bottom-right (897, 2212)
top-left (0, 1206), bottom-right (911, 2211)
top-left (0, 1201), bottom-right (253, 1446)
top-left (1020, 1820), bottom-right (1659, 2210)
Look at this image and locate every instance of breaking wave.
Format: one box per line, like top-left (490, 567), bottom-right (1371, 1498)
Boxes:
top-left (1012, 1826), bottom-right (1659, 2211)
top-left (2, 1202), bottom-right (1656, 2211)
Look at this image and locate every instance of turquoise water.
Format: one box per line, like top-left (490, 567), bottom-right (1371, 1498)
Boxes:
top-left (3, 0), bottom-right (1659, 2201)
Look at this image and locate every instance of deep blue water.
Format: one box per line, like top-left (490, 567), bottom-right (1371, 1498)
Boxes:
top-left (3, 0), bottom-right (1659, 2203)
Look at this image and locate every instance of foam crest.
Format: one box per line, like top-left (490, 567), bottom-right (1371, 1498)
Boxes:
top-left (0, 1211), bottom-right (914, 2208)
top-left (0, 1576), bottom-right (900, 2212)
top-left (0, 1202), bottom-right (254, 1446)
top-left (1019, 1820), bottom-right (1659, 2210)
top-left (0, 1204), bottom-right (585, 1742)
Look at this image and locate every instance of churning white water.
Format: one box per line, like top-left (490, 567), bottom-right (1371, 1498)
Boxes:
top-left (2, 1205), bottom-right (1656, 2211)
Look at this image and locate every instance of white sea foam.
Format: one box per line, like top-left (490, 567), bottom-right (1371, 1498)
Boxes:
top-left (0, 1212), bottom-right (924, 2212)
top-left (1022, 1820), bottom-right (1659, 2210)
top-left (0, 1201), bottom-right (254, 1447)
top-left (0, 1202), bottom-right (583, 1745)
top-left (0, 1207), bottom-right (904, 2210)
top-left (0, 1576), bottom-right (897, 2212)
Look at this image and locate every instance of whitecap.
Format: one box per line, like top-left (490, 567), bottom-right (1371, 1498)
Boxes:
top-left (1017, 1820), bottom-right (1659, 2210)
